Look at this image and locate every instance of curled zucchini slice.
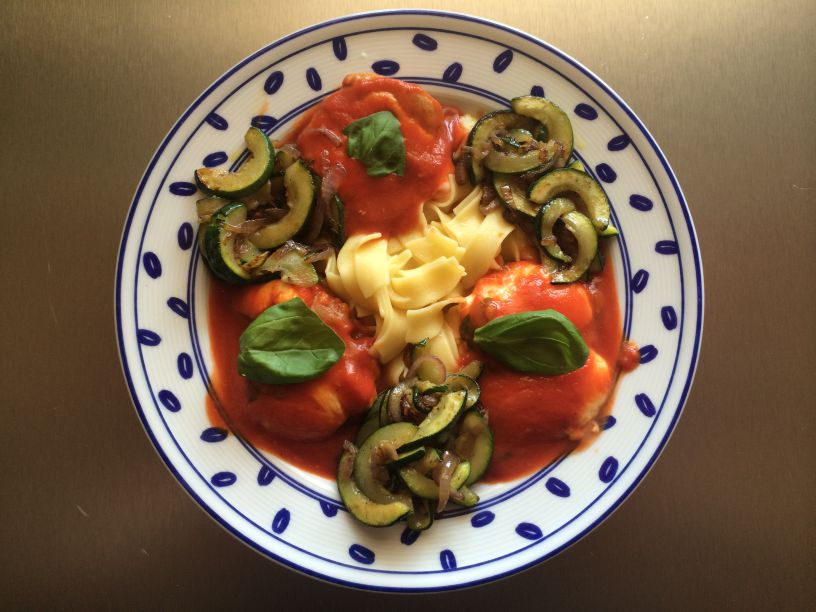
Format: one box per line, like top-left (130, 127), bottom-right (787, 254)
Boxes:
top-left (399, 390), bottom-right (467, 451)
top-left (337, 450), bottom-right (411, 527)
top-left (528, 168), bottom-right (611, 232)
top-left (249, 160), bottom-right (316, 249)
top-left (355, 398), bottom-right (383, 447)
top-left (399, 460), bottom-right (471, 500)
top-left (536, 197), bottom-right (577, 262)
top-left (484, 148), bottom-right (546, 175)
top-left (201, 202), bottom-right (253, 284)
top-left (354, 422), bottom-right (416, 505)
top-left (257, 242), bottom-right (318, 286)
top-left (406, 498), bottom-right (434, 531)
top-left (549, 210), bottom-right (599, 284)
top-left (500, 128), bottom-right (535, 149)
top-left (444, 374), bottom-right (480, 408)
top-left (466, 110), bottom-right (540, 184)
top-left (492, 173), bottom-right (537, 217)
top-left (195, 127), bottom-right (275, 198)
top-left (511, 96), bottom-right (573, 167)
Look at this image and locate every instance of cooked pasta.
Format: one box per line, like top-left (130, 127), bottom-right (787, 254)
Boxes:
top-left (327, 179), bottom-right (515, 371)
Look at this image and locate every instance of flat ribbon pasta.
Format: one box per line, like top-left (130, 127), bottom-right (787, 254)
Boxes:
top-left (328, 179), bottom-right (516, 365)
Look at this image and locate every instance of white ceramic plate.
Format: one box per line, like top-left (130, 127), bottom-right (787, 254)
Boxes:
top-left (115, 10), bottom-right (703, 591)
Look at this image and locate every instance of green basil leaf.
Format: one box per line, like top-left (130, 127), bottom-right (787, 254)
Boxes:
top-left (473, 309), bottom-right (589, 375)
top-left (343, 110), bottom-right (406, 177)
top-left (237, 297), bottom-right (345, 384)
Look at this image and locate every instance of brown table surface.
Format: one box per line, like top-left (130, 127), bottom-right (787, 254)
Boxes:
top-left (2, 1), bottom-right (814, 609)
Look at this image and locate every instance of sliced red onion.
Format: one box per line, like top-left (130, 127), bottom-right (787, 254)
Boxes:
top-left (441, 108), bottom-right (459, 143)
top-left (433, 451), bottom-right (460, 512)
top-left (339, 441), bottom-right (357, 480)
top-left (304, 246), bottom-right (335, 263)
top-left (303, 127), bottom-right (343, 147)
top-left (278, 143), bottom-right (301, 159)
top-left (354, 315), bottom-right (377, 336)
top-left (480, 198), bottom-right (501, 216)
top-left (223, 218), bottom-right (270, 235)
top-left (319, 160), bottom-right (347, 204)
top-left (454, 154), bottom-right (469, 185)
top-left (301, 197), bottom-right (326, 245)
top-left (311, 295), bottom-right (346, 325)
top-left (399, 393), bottom-right (413, 419)
top-left (405, 354), bottom-right (447, 384)
top-left (371, 440), bottom-right (399, 464)
top-left (448, 488), bottom-right (465, 503)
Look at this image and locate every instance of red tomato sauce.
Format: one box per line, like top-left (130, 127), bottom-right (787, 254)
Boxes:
top-left (460, 253), bottom-right (628, 482)
top-left (206, 280), bottom-right (379, 477)
top-left (291, 73), bottom-right (463, 237)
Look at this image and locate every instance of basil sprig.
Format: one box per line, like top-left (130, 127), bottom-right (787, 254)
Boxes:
top-left (343, 110), bottom-right (406, 177)
top-left (237, 298), bottom-right (345, 384)
top-left (473, 310), bottom-right (589, 375)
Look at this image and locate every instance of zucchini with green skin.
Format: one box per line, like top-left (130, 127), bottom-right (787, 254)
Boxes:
top-left (337, 449), bottom-right (411, 527)
top-left (484, 148), bottom-right (547, 175)
top-left (355, 393), bottom-right (385, 446)
top-left (452, 411), bottom-right (494, 485)
top-left (444, 374), bottom-right (480, 408)
top-left (412, 382), bottom-right (448, 414)
top-left (400, 390), bottom-right (467, 451)
top-left (377, 387), bottom-right (395, 427)
top-left (466, 110), bottom-right (540, 184)
top-left (195, 128), bottom-right (275, 198)
top-left (585, 246), bottom-right (605, 279)
top-left (201, 202), bottom-right (253, 284)
top-left (354, 422), bottom-right (416, 505)
top-left (406, 498), bottom-right (434, 531)
top-left (511, 96), bottom-right (573, 168)
top-left (257, 242), bottom-right (318, 286)
top-left (249, 160), bottom-right (316, 249)
top-left (196, 196), bottom-right (228, 222)
top-left (492, 173), bottom-right (537, 216)
top-left (457, 360), bottom-right (484, 380)
top-left (527, 168), bottom-right (611, 233)
top-left (399, 460), bottom-right (471, 500)
top-left (549, 210), bottom-right (599, 284)
top-left (536, 197), bottom-right (577, 263)
top-left (275, 147), bottom-right (299, 172)
top-left (599, 224), bottom-right (619, 237)
top-left (409, 339), bottom-right (446, 384)
top-left (499, 128), bottom-right (535, 149)
top-left (327, 194), bottom-right (345, 247)
top-left (451, 485), bottom-right (479, 507)
top-left (389, 446), bottom-right (425, 468)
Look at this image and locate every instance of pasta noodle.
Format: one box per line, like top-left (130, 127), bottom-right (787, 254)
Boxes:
top-left (328, 177), bottom-right (516, 368)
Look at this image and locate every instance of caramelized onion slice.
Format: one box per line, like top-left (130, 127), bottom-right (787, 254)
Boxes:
top-left (433, 451), bottom-right (460, 512)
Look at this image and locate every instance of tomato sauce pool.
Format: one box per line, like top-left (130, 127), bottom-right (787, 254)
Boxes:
top-left (291, 73), bottom-right (463, 237)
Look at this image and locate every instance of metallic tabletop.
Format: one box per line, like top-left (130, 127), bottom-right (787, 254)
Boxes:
top-left (1, 1), bottom-right (813, 609)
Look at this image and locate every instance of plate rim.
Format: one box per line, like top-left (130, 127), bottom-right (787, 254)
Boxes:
top-left (114, 8), bottom-right (704, 592)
